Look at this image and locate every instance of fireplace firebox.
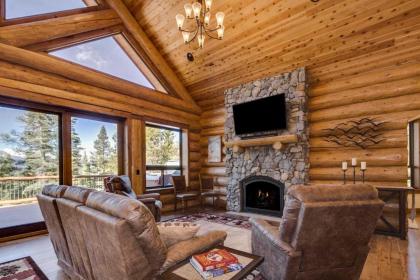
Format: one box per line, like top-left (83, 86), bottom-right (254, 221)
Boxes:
top-left (240, 175), bottom-right (285, 217)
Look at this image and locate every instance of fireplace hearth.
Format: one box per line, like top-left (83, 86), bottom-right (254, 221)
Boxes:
top-left (240, 175), bottom-right (285, 217)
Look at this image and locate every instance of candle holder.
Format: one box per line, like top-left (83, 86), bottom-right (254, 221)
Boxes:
top-left (361, 169), bottom-right (366, 183)
top-left (343, 169), bottom-right (348, 184)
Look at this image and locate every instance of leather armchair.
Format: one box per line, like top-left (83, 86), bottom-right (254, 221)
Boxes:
top-left (104, 175), bottom-right (162, 221)
top-left (251, 184), bottom-right (385, 280)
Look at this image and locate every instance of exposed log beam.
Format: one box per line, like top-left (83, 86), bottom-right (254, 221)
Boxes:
top-left (0, 42), bottom-right (201, 114)
top-left (0, 9), bottom-right (121, 47)
top-left (23, 24), bottom-right (123, 52)
top-left (104, 0), bottom-right (201, 113)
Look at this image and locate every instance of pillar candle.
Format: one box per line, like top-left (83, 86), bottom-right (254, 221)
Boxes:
top-left (361, 162), bottom-right (367, 170)
top-left (351, 158), bottom-right (357, 167)
top-left (342, 161), bottom-right (348, 170)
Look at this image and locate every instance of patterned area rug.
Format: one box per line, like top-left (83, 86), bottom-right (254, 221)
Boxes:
top-left (165, 212), bottom-right (252, 230)
top-left (0, 257), bottom-right (47, 280)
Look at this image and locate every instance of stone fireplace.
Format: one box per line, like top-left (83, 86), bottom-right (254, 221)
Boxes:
top-left (241, 175), bottom-right (285, 217)
top-left (224, 67), bottom-right (309, 215)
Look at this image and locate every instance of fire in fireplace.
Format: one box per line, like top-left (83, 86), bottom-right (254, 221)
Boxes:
top-left (240, 175), bottom-right (285, 217)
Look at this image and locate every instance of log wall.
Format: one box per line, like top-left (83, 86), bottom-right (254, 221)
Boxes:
top-left (199, 50), bottom-right (419, 204)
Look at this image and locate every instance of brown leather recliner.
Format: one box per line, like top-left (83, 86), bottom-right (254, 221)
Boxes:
top-left (37, 185), bottom-right (73, 276)
top-left (250, 184), bottom-right (385, 280)
top-left (104, 175), bottom-right (162, 221)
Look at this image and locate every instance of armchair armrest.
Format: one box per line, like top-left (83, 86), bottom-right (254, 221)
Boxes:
top-left (138, 197), bottom-right (157, 205)
top-left (160, 230), bottom-right (227, 273)
top-left (250, 218), bottom-right (300, 257)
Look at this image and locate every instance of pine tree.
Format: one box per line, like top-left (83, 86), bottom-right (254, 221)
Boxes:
top-left (1, 112), bottom-right (59, 176)
top-left (71, 118), bottom-right (83, 176)
top-left (82, 151), bottom-right (91, 175)
top-left (107, 132), bottom-right (118, 174)
top-left (92, 126), bottom-right (111, 174)
top-left (146, 127), bottom-right (178, 165)
top-left (0, 153), bottom-right (15, 176)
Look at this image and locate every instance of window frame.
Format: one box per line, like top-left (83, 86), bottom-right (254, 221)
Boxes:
top-left (0, 101), bottom-right (63, 240)
top-left (145, 123), bottom-right (183, 189)
top-left (0, 0), bottom-right (105, 26)
top-left (0, 97), bottom-right (125, 240)
top-left (69, 112), bottom-right (125, 187)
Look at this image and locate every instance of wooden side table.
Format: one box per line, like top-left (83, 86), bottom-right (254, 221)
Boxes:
top-left (375, 186), bottom-right (413, 240)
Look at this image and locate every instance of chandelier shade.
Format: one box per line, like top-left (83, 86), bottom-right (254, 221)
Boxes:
top-left (175, 0), bottom-right (225, 49)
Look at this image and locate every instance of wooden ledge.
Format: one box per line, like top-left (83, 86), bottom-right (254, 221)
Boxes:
top-left (224, 134), bottom-right (298, 152)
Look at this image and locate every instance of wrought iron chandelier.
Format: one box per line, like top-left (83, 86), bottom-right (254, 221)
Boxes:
top-left (175, 0), bottom-right (225, 49)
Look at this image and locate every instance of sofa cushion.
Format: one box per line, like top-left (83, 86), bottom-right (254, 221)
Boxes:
top-left (62, 186), bottom-right (93, 204)
top-left (161, 230), bottom-right (227, 273)
top-left (157, 222), bottom-right (200, 247)
top-left (85, 191), bottom-right (167, 272)
top-left (42, 184), bottom-right (67, 198)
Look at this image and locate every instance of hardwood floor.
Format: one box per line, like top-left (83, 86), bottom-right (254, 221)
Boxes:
top-left (0, 212), bottom-right (419, 280)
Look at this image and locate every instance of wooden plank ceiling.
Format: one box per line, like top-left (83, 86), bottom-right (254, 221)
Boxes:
top-left (122, 0), bottom-right (420, 109)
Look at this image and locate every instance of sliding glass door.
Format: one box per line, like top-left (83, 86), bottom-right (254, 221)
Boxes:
top-left (0, 105), bottom-right (60, 237)
top-left (0, 103), bottom-right (124, 239)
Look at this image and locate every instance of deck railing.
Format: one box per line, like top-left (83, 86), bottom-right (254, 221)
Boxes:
top-left (0, 175), bottom-right (112, 203)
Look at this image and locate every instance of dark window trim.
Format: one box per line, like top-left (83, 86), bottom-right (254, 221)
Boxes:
top-left (145, 123), bottom-right (182, 189)
top-left (0, 222), bottom-right (46, 239)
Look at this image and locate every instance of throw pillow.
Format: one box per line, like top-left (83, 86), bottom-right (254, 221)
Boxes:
top-left (157, 222), bottom-right (200, 247)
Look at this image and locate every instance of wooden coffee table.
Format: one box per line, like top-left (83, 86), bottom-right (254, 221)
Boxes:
top-left (161, 245), bottom-right (264, 280)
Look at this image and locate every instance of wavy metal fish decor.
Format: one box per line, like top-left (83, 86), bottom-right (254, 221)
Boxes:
top-left (322, 118), bottom-right (387, 149)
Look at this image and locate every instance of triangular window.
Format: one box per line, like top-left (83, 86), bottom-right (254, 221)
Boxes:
top-left (49, 34), bottom-right (167, 92)
top-left (4, 0), bottom-right (96, 19)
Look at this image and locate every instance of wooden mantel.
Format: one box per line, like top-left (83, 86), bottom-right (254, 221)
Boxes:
top-left (224, 134), bottom-right (298, 153)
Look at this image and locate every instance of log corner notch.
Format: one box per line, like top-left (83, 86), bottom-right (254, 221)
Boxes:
top-left (104, 0), bottom-right (201, 114)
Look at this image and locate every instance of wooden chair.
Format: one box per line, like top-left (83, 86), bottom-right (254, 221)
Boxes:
top-left (199, 174), bottom-right (225, 209)
top-left (172, 175), bottom-right (200, 212)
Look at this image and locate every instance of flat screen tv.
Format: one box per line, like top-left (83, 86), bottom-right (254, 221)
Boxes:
top-left (233, 94), bottom-right (287, 135)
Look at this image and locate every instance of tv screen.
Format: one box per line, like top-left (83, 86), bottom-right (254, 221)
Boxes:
top-left (233, 94), bottom-right (287, 135)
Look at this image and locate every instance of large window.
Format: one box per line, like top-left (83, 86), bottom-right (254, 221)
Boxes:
top-left (146, 124), bottom-right (181, 188)
top-left (0, 105), bottom-right (60, 230)
top-left (4, 0), bottom-right (95, 19)
top-left (71, 116), bottom-right (119, 190)
top-left (49, 35), bottom-right (167, 92)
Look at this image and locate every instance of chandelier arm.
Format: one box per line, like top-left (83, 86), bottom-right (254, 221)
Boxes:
top-left (186, 28), bottom-right (199, 44)
top-left (204, 25), bottom-right (222, 32)
top-left (179, 27), bottom-right (198, 33)
top-left (204, 28), bottom-right (222, 40)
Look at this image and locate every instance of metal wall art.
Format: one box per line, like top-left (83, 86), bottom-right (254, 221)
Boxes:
top-left (323, 118), bottom-right (387, 149)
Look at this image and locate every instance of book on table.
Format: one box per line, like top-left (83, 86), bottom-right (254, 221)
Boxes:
top-left (190, 248), bottom-right (243, 279)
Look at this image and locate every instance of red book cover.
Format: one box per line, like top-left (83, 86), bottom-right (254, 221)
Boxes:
top-left (191, 249), bottom-right (239, 271)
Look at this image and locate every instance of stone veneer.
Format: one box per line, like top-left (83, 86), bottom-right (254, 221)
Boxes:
top-left (224, 67), bottom-right (309, 212)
